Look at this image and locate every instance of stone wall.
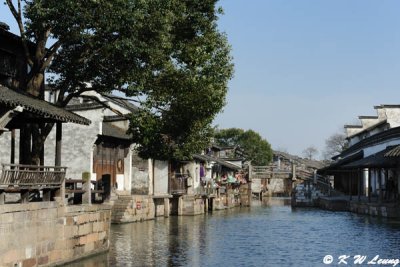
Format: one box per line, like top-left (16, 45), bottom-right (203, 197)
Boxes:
top-left (181, 195), bottom-right (204, 216)
top-left (0, 202), bottom-right (111, 267)
top-left (349, 201), bottom-right (400, 218)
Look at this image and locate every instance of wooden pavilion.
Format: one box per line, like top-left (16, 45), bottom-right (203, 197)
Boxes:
top-left (0, 85), bottom-right (90, 204)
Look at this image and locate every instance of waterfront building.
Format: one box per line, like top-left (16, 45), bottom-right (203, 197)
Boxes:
top-left (320, 105), bottom-right (400, 217)
top-left (164, 144), bottom-right (247, 215)
top-left (44, 89), bottom-right (161, 223)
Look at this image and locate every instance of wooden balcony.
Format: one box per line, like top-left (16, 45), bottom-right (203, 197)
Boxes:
top-left (0, 164), bottom-right (66, 189)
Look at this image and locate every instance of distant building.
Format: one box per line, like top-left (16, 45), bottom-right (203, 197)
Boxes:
top-left (320, 105), bottom-right (400, 203)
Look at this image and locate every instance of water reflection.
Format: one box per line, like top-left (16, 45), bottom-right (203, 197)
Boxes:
top-left (64, 198), bottom-right (400, 267)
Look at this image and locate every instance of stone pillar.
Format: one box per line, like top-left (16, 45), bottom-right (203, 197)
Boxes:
top-left (82, 173), bottom-right (92, 204)
top-left (363, 168), bottom-right (369, 197)
top-left (178, 196), bottom-right (183, 216)
top-left (164, 198), bottom-right (170, 217)
top-left (0, 191), bottom-right (5, 204)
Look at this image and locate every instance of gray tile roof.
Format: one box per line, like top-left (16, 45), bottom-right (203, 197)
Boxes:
top-left (384, 145), bottom-right (400, 157)
top-left (343, 146), bottom-right (398, 169)
top-left (102, 94), bottom-right (139, 113)
top-left (101, 122), bottom-right (131, 140)
top-left (0, 86), bottom-right (90, 125)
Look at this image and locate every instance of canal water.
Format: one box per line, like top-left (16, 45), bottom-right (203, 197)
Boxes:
top-left (66, 198), bottom-right (400, 267)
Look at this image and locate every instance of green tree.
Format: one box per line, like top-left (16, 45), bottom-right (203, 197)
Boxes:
top-left (214, 128), bottom-right (273, 165)
top-left (5, 0), bottom-right (233, 162)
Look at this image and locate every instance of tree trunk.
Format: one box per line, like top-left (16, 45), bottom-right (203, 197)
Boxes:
top-left (21, 72), bottom-right (47, 165)
top-left (26, 72), bottom-right (44, 97)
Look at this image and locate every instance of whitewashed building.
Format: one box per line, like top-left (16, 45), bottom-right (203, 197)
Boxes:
top-left (321, 104), bottom-right (400, 203)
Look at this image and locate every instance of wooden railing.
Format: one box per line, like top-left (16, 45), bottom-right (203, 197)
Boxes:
top-left (0, 164), bottom-right (66, 189)
top-left (65, 179), bottom-right (105, 204)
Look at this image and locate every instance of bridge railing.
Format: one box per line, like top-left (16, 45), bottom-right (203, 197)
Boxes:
top-left (250, 165), bottom-right (292, 179)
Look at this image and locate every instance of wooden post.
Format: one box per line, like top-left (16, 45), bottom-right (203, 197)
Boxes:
top-left (378, 169), bottom-right (382, 204)
top-left (10, 129), bottom-right (15, 164)
top-left (54, 122), bottom-right (65, 205)
top-left (349, 172), bottom-right (352, 201)
top-left (55, 122), bottom-right (62, 166)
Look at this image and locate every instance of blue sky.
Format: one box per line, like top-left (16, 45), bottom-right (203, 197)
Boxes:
top-left (3, 1), bottom-right (400, 158)
top-left (215, 0), bottom-right (400, 158)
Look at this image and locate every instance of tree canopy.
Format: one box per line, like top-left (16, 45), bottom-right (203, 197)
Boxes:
top-left (5, 0), bottom-right (233, 162)
top-left (214, 128), bottom-right (273, 165)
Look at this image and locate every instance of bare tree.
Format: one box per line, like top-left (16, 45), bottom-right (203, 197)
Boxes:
top-left (303, 146), bottom-right (318, 160)
top-left (323, 133), bottom-right (348, 160)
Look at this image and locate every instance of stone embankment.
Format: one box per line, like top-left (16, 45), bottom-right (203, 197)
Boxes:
top-left (0, 202), bottom-right (111, 267)
top-left (292, 182), bottom-right (400, 218)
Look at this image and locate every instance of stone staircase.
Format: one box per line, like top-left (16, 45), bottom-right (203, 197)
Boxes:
top-left (110, 191), bottom-right (155, 223)
top-left (111, 192), bottom-right (134, 223)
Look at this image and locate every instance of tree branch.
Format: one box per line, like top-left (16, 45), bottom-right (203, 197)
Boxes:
top-left (5, 0), bottom-right (34, 66)
top-left (59, 88), bottom-right (94, 107)
top-left (40, 40), bottom-right (62, 73)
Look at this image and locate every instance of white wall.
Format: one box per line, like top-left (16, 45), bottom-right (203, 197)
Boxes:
top-left (0, 129), bottom-right (20, 165)
top-left (44, 109), bottom-right (102, 179)
top-left (153, 160), bottom-right (169, 196)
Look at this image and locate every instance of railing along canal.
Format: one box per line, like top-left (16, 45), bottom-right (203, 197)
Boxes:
top-left (0, 164), bottom-right (66, 188)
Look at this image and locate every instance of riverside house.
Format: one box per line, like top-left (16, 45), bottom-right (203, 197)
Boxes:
top-left (43, 89), bottom-right (158, 223)
top-left (155, 143), bottom-right (247, 216)
top-left (320, 105), bottom-right (400, 217)
top-left (0, 27), bottom-right (111, 267)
